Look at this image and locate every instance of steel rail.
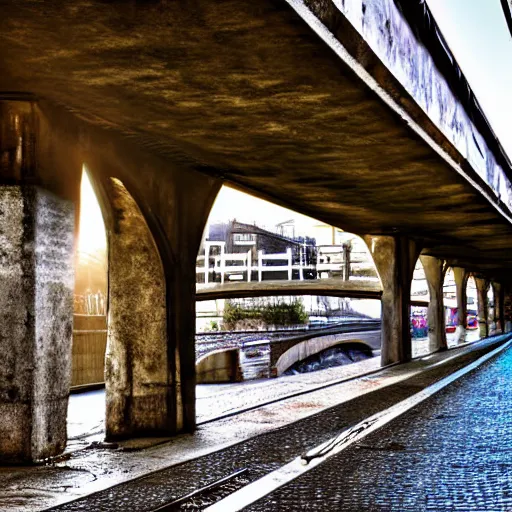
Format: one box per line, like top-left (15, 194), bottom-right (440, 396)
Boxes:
top-left (150, 468), bottom-right (249, 511)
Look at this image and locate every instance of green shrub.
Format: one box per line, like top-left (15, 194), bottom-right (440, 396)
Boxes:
top-left (223, 299), bottom-right (308, 329)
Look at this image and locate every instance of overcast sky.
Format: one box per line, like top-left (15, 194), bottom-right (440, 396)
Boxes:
top-left (426, 0), bottom-right (512, 158)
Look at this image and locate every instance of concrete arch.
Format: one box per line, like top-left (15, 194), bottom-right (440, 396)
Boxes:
top-left (411, 257), bottom-right (430, 303)
top-left (83, 170), bottom-right (169, 440)
top-left (196, 349), bottom-right (241, 384)
top-left (442, 266), bottom-right (470, 344)
top-left (197, 185), bottom-right (382, 290)
top-left (274, 335), bottom-right (378, 377)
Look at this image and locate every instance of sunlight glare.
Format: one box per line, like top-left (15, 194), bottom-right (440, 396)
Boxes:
top-left (78, 167), bottom-right (106, 256)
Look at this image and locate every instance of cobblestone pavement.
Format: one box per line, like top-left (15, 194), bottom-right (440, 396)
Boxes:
top-left (247, 343), bottom-right (512, 511)
top-left (40, 335), bottom-right (509, 512)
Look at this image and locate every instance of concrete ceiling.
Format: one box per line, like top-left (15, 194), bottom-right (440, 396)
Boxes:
top-left (1, 0), bottom-right (512, 279)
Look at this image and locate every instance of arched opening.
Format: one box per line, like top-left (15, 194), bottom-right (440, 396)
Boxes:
top-left (194, 185), bottom-right (382, 422)
top-left (68, 167), bottom-right (108, 445)
top-left (410, 258), bottom-right (429, 357)
top-left (197, 185), bottom-right (380, 287)
top-left (443, 267), bottom-right (459, 346)
top-left (465, 275), bottom-right (480, 342)
top-left (68, 166), bottom-right (169, 445)
top-left (279, 341), bottom-right (374, 376)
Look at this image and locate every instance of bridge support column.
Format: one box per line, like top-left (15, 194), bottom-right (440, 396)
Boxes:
top-left (85, 136), bottom-right (221, 439)
top-left (420, 255), bottom-right (447, 353)
top-left (494, 283), bottom-right (505, 334)
top-left (161, 176), bottom-right (222, 434)
top-left (102, 178), bottom-right (170, 440)
top-left (0, 99), bottom-right (80, 462)
top-left (364, 235), bottom-right (421, 366)
top-left (491, 282), bottom-right (502, 334)
top-left (453, 267), bottom-right (468, 343)
top-left (504, 290), bottom-right (512, 333)
top-left (475, 277), bottom-right (489, 339)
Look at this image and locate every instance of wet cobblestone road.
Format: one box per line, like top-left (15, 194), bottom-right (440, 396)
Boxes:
top-left (46, 337), bottom-right (509, 512)
top-left (248, 344), bottom-right (512, 511)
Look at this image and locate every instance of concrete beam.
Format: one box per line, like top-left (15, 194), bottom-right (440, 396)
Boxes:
top-left (196, 278), bottom-right (382, 302)
top-left (364, 235), bottom-right (421, 365)
top-left (2, 4), bottom-right (512, 280)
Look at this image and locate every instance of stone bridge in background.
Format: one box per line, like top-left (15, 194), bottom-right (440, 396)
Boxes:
top-left (269, 326), bottom-right (381, 376)
top-left (2, 0), bottom-right (512, 462)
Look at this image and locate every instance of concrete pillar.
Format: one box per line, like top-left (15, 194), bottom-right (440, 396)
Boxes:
top-left (475, 277), bottom-right (489, 339)
top-left (494, 283), bottom-right (505, 334)
top-left (504, 290), bottom-right (512, 333)
top-left (84, 137), bottom-right (221, 438)
top-left (101, 178), bottom-right (169, 440)
top-left (491, 282), bottom-right (502, 334)
top-left (452, 267), bottom-right (468, 343)
top-left (364, 235), bottom-right (421, 366)
top-left (0, 99), bottom-right (79, 462)
top-left (343, 243), bottom-right (351, 281)
top-left (420, 255), bottom-right (447, 353)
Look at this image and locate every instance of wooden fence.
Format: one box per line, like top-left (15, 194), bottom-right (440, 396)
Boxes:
top-left (71, 315), bottom-right (107, 388)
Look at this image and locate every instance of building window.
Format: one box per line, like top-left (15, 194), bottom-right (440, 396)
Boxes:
top-left (233, 233), bottom-right (256, 244)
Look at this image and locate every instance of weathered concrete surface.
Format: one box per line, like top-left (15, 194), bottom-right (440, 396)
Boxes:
top-left (81, 119), bottom-right (221, 435)
top-left (492, 282), bottom-right (504, 334)
top-left (102, 178), bottom-right (169, 440)
top-left (0, 186), bottom-right (75, 462)
top-left (304, 0), bottom-right (512, 209)
top-left (475, 277), bottom-right (489, 339)
top-left (1, 2), bottom-right (512, 281)
top-left (365, 235), bottom-right (420, 365)
top-left (0, 100), bottom-right (80, 463)
top-left (453, 266), bottom-right (468, 344)
top-left (273, 332), bottom-right (379, 376)
top-left (420, 255), bottom-right (447, 353)
top-left (196, 349), bottom-right (242, 384)
top-left (0, 335), bottom-right (502, 512)
top-left (196, 277), bottom-right (382, 301)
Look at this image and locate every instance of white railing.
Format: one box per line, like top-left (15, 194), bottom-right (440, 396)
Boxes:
top-left (215, 250), bottom-right (252, 285)
top-left (196, 243), bottom-right (377, 285)
top-left (257, 248), bottom-right (292, 282)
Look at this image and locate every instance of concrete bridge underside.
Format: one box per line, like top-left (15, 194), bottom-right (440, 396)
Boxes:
top-left (2, 0), bottom-right (512, 462)
top-left (1, 0), bottom-right (512, 275)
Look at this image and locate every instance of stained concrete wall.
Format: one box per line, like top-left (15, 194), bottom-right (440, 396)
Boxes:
top-left (79, 111), bottom-right (222, 435)
top-left (364, 235), bottom-right (420, 365)
top-left (102, 177), bottom-right (169, 439)
top-left (420, 255), bottom-right (447, 353)
top-left (0, 186), bottom-right (74, 462)
top-left (0, 99), bottom-right (79, 463)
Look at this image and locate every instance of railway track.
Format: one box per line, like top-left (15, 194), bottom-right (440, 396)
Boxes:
top-left (150, 468), bottom-right (250, 511)
top-left (195, 318), bottom-right (380, 343)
